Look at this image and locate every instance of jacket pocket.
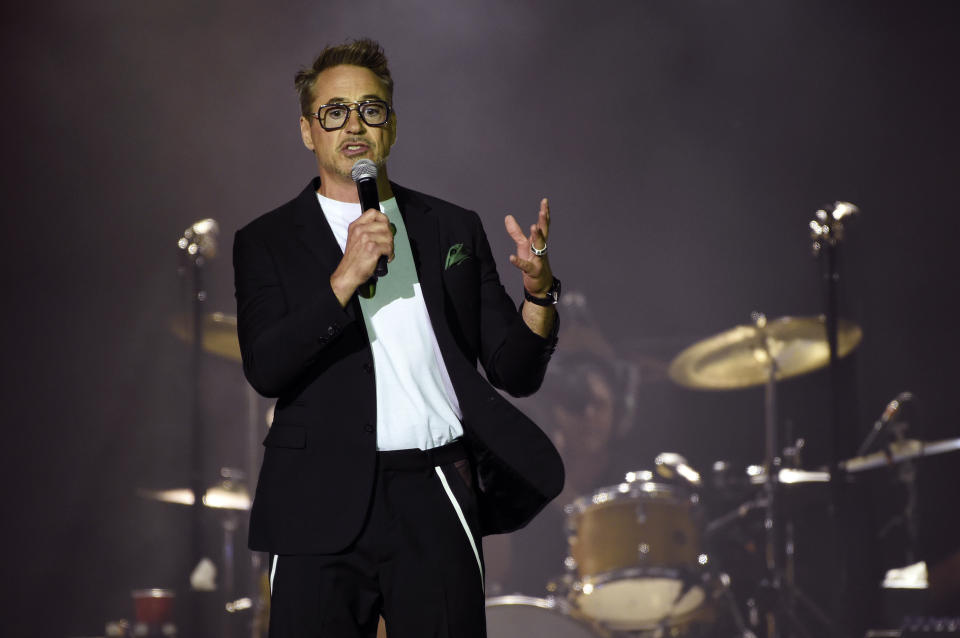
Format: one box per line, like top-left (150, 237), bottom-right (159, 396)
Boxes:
top-left (262, 424), bottom-right (306, 449)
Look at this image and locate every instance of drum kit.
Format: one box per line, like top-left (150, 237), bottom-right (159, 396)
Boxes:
top-left (484, 203), bottom-right (960, 637)
top-left (486, 311), bottom-right (960, 637)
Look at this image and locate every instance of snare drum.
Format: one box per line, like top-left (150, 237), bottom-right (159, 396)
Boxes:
top-left (565, 480), bottom-right (706, 630)
top-left (485, 595), bottom-right (606, 638)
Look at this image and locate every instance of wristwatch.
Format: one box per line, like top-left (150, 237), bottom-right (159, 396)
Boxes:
top-left (523, 277), bottom-right (561, 307)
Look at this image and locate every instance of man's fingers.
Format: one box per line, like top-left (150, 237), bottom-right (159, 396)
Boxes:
top-left (539, 198), bottom-right (550, 240)
top-left (504, 214), bottom-right (529, 247)
top-left (531, 226), bottom-right (547, 252)
top-left (508, 254), bottom-right (537, 274)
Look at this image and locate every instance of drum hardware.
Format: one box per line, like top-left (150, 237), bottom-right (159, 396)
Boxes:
top-left (704, 495), bottom-right (770, 539)
top-left (137, 468), bottom-right (253, 511)
top-left (170, 306), bottom-right (270, 631)
top-left (173, 220), bottom-right (269, 637)
top-left (843, 433), bottom-right (960, 570)
top-left (745, 467), bottom-right (830, 486)
top-left (705, 435), bottom-right (960, 492)
top-left (654, 453), bottom-right (702, 487)
top-left (669, 306), bottom-right (865, 638)
top-left (710, 572), bottom-right (758, 638)
top-left (840, 436), bottom-right (960, 474)
top-left (138, 467), bottom-right (252, 632)
top-left (856, 392), bottom-right (915, 457)
top-left (224, 596), bottom-right (253, 613)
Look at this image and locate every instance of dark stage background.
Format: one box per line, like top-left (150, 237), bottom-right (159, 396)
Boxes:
top-left (1, 1), bottom-right (958, 635)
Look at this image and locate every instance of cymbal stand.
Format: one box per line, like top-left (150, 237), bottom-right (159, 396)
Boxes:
top-left (753, 313), bottom-right (786, 636)
top-left (751, 313), bottom-right (845, 638)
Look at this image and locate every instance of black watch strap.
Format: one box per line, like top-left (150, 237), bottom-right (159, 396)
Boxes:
top-left (523, 277), bottom-right (561, 307)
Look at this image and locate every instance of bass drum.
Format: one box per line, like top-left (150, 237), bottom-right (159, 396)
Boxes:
top-left (485, 595), bottom-right (607, 638)
top-left (565, 479), bottom-right (706, 630)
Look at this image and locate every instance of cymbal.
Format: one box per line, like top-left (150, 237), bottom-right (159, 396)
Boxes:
top-left (138, 482), bottom-right (251, 511)
top-left (668, 315), bottom-right (862, 390)
top-left (746, 465), bottom-right (831, 485)
top-left (170, 311), bottom-right (241, 362)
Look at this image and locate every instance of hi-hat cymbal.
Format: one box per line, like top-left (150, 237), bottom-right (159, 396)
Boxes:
top-left (138, 483), bottom-right (251, 511)
top-left (170, 311), bottom-right (241, 362)
top-left (669, 315), bottom-right (862, 390)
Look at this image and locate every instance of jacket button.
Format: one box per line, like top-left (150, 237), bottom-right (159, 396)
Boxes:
top-left (362, 362), bottom-right (373, 374)
top-left (364, 423), bottom-right (374, 433)
top-left (327, 326), bottom-right (336, 336)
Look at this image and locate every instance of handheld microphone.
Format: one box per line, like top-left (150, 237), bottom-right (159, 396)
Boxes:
top-left (351, 159), bottom-right (387, 278)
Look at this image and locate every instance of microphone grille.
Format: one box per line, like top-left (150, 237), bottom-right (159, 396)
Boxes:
top-left (351, 159), bottom-right (378, 183)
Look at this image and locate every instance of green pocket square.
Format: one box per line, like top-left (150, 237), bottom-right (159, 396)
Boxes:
top-left (444, 243), bottom-right (471, 269)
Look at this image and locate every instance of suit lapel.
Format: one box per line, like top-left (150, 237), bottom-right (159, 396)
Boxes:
top-left (291, 178), bottom-right (360, 320)
top-left (292, 177), bottom-right (344, 275)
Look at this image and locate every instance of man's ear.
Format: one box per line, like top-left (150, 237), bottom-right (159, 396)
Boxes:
top-left (382, 114), bottom-right (397, 158)
top-left (299, 116), bottom-right (315, 152)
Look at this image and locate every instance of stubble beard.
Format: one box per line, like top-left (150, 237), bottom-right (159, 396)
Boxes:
top-left (324, 147), bottom-right (387, 182)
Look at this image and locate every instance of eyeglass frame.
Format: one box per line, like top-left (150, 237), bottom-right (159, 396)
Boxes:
top-left (309, 99), bottom-right (395, 131)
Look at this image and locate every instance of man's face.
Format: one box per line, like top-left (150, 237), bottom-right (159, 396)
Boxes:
top-left (299, 64), bottom-right (396, 185)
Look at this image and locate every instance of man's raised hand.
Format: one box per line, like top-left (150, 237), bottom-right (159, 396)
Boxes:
top-left (505, 197), bottom-right (552, 298)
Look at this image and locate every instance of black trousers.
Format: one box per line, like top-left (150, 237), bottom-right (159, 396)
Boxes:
top-left (268, 440), bottom-right (486, 637)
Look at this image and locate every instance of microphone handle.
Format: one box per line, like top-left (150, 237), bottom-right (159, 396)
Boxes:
top-left (356, 177), bottom-right (388, 278)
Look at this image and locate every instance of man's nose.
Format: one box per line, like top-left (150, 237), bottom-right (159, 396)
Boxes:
top-left (344, 107), bottom-right (365, 132)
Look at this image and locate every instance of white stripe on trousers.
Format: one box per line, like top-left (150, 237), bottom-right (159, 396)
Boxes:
top-left (434, 466), bottom-right (484, 592)
top-left (270, 554), bottom-right (278, 595)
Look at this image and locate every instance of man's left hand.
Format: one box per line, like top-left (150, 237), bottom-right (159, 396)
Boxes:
top-left (505, 197), bottom-right (553, 297)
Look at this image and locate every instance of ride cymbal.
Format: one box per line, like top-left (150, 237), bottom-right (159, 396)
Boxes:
top-left (668, 315), bottom-right (862, 390)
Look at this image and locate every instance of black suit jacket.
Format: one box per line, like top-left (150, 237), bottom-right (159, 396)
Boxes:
top-left (233, 178), bottom-right (564, 554)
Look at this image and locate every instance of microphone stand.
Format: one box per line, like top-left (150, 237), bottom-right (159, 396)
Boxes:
top-left (810, 202), bottom-right (859, 633)
top-left (178, 219), bottom-right (219, 638)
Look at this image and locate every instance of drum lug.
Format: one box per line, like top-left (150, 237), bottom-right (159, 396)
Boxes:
top-left (637, 542), bottom-right (651, 561)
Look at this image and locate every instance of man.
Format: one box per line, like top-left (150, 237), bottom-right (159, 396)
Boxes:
top-left (233, 38), bottom-right (564, 637)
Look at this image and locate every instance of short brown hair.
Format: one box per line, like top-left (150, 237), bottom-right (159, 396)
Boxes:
top-left (294, 38), bottom-right (394, 117)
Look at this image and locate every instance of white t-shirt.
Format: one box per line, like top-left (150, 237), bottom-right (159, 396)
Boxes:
top-left (317, 193), bottom-right (464, 451)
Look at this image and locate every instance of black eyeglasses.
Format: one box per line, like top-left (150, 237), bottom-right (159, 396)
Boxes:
top-left (310, 100), bottom-right (393, 131)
